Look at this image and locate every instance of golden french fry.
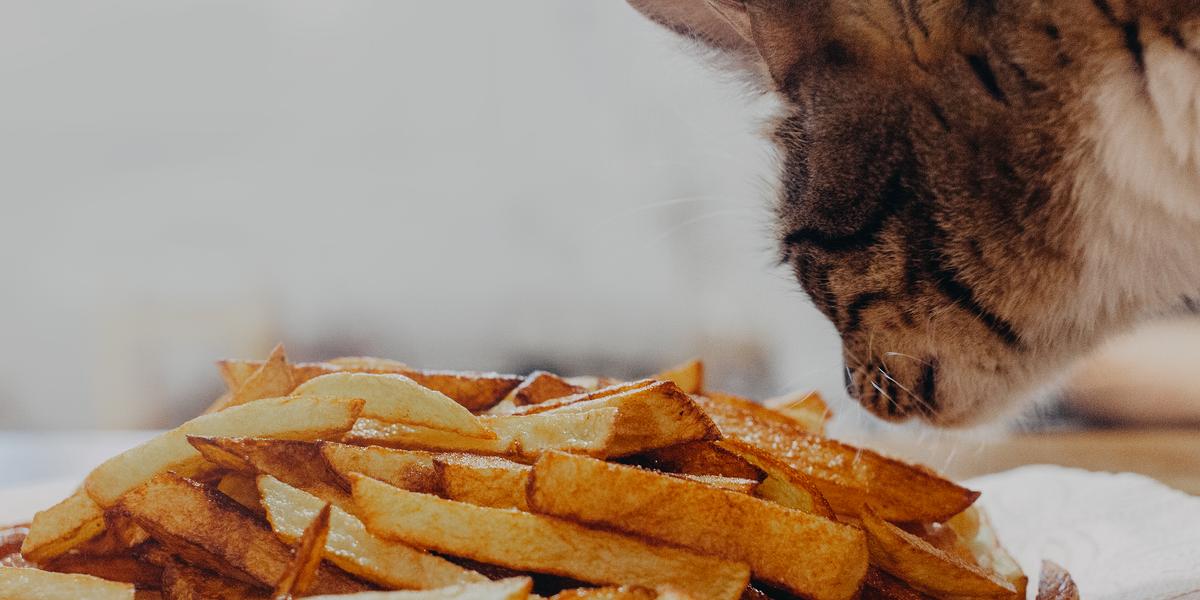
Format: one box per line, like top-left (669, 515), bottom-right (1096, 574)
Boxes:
top-left (0, 566), bottom-right (134, 600)
top-left (650, 359), bottom-right (704, 394)
top-left (345, 419), bottom-right (515, 455)
top-left (189, 437), bottom-right (352, 511)
top-left (86, 396), bottom-right (362, 508)
top-left (318, 442), bottom-right (438, 493)
top-left (631, 441), bottom-right (765, 481)
top-left (948, 506), bottom-right (1028, 596)
top-left (551, 587), bottom-right (656, 600)
top-left (160, 560), bottom-right (269, 600)
top-left (20, 490), bottom-right (106, 563)
top-left (305, 577), bottom-right (533, 600)
top-left (762, 390), bottom-right (830, 434)
top-left (859, 506), bottom-right (1017, 599)
top-left (715, 439), bottom-right (835, 518)
top-left (510, 371), bottom-right (585, 407)
top-left (695, 392), bottom-right (978, 522)
top-left (258, 475), bottom-right (483, 590)
top-left (272, 502), bottom-right (331, 598)
top-left (216, 472), bottom-right (264, 514)
top-left (352, 475), bottom-right (750, 600)
top-left (115, 473), bottom-right (365, 594)
top-left (212, 343), bottom-right (297, 411)
top-left (41, 553), bottom-right (162, 589)
top-left (861, 568), bottom-right (925, 600)
top-left (293, 372), bottom-right (495, 439)
top-left (433, 454), bottom-right (532, 510)
top-left (668, 474), bottom-right (758, 494)
top-left (527, 452), bottom-right (866, 600)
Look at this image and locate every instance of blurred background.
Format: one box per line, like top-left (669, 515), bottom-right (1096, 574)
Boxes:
top-left (2, 1), bottom-right (1197, 490)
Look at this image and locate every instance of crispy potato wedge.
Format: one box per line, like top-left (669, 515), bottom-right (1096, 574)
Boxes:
top-left (160, 561), bottom-right (269, 600)
top-left (762, 391), bottom-right (830, 434)
top-left (669, 474), bottom-right (758, 493)
top-left (860, 506), bottom-right (1017, 599)
top-left (319, 442), bottom-right (438, 493)
top-left (948, 507), bottom-right (1028, 596)
top-left (349, 407), bottom-right (648, 459)
top-left (189, 437), bottom-right (352, 511)
top-left (272, 502), bottom-right (331, 598)
top-left (220, 358), bottom-right (523, 412)
top-left (508, 381), bottom-right (719, 457)
top-left (294, 372), bottom-right (495, 439)
top-left (695, 392), bottom-right (978, 522)
top-left (352, 475), bottom-right (751, 600)
top-left (86, 396), bottom-right (362, 508)
top-left (217, 472), bottom-right (265, 514)
top-left (434, 454), bottom-right (532, 510)
top-left (115, 473), bottom-right (365, 594)
top-left (0, 566), bottom-right (135, 599)
top-left (527, 453), bottom-right (866, 600)
top-left (861, 568), bottom-right (925, 600)
top-left (551, 586), bottom-right (656, 600)
top-left (42, 552), bottom-right (162, 589)
top-left (1036, 561), bottom-right (1079, 600)
top-left (511, 371), bottom-right (586, 407)
top-left (20, 490), bottom-right (106, 563)
top-left (212, 343), bottom-right (297, 412)
top-left (715, 439), bottom-right (835, 518)
top-left (306, 577), bottom-right (533, 600)
top-left (650, 359), bottom-right (703, 394)
top-left (259, 475), bottom-right (482, 589)
top-left (507, 380), bottom-right (656, 415)
top-left (630, 441), bottom-right (765, 482)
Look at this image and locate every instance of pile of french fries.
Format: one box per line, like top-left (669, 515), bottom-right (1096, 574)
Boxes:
top-left (1, 345), bottom-right (1080, 600)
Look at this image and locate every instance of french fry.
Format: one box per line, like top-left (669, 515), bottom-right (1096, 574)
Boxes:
top-left (861, 568), bottom-right (925, 600)
top-left (630, 441), bottom-right (765, 481)
top-left (650, 359), bottom-right (703, 394)
top-left (351, 475), bottom-right (751, 600)
top-left (508, 381), bottom-right (720, 457)
top-left (527, 452), bottom-right (867, 600)
top-left (948, 506), bottom-right (1028, 596)
top-left (346, 419), bottom-right (515, 455)
top-left (507, 380), bottom-right (656, 415)
top-left (694, 392), bottom-right (978, 522)
top-left (272, 502), bottom-right (331, 598)
top-left (115, 473), bottom-right (366, 594)
top-left (433, 454), bottom-right (532, 510)
top-left (1036, 561), bottom-right (1079, 600)
top-left (511, 371), bottom-right (585, 407)
top-left (20, 490), bottom-right (106, 563)
top-left (305, 577), bottom-right (533, 600)
top-left (217, 472), bottom-right (265, 514)
top-left (42, 552), bottom-right (162, 589)
top-left (715, 439), bottom-right (835, 518)
top-left (669, 474), bottom-right (758, 494)
top-left (293, 372), bottom-right (495, 439)
top-left (551, 587), bottom-right (656, 600)
top-left (762, 390), bottom-right (830, 434)
top-left (0, 566), bottom-right (135, 600)
top-left (258, 475), bottom-right (483, 589)
top-left (160, 560), bottom-right (269, 600)
top-left (212, 344), bottom-right (297, 411)
top-left (318, 442), bottom-right (438, 493)
top-left (86, 396), bottom-right (362, 508)
top-left (219, 358), bottom-right (523, 412)
top-left (189, 437), bottom-right (352, 511)
top-left (859, 506), bottom-right (1017, 599)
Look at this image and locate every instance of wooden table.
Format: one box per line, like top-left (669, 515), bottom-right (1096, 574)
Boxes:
top-left (869, 429), bottom-right (1200, 495)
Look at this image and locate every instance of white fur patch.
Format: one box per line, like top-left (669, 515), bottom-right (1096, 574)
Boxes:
top-left (1073, 31), bottom-right (1200, 328)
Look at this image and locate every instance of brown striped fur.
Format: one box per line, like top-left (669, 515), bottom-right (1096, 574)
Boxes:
top-left (630, 0), bottom-right (1200, 424)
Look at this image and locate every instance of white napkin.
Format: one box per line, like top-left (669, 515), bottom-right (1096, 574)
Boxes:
top-left (970, 465), bottom-right (1200, 600)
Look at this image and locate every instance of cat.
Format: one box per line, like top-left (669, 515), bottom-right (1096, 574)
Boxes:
top-left (629, 0), bottom-right (1200, 425)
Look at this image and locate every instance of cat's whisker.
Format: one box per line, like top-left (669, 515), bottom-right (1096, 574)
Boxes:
top-left (882, 351), bottom-right (929, 366)
top-left (585, 195), bottom-right (736, 231)
top-left (648, 208), bottom-right (760, 244)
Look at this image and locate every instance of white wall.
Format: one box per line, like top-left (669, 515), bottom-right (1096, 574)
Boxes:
top-left (0, 1), bottom-right (848, 428)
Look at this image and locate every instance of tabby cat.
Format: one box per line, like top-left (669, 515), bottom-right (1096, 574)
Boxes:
top-left (629, 0), bottom-right (1200, 424)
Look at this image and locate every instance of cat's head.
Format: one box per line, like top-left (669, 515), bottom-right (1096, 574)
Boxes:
top-left (630, 0), bottom-right (1200, 424)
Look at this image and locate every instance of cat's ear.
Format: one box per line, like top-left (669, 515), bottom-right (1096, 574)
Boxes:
top-left (628, 0), bottom-right (817, 89)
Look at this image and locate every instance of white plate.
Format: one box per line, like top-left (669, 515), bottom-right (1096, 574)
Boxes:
top-left (3, 465), bottom-right (1198, 599)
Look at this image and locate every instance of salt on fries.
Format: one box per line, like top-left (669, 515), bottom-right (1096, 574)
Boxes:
top-left (3, 348), bottom-right (1074, 600)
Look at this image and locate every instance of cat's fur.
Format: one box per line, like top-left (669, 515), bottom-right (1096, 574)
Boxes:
top-left (629, 0), bottom-right (1200, 424)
